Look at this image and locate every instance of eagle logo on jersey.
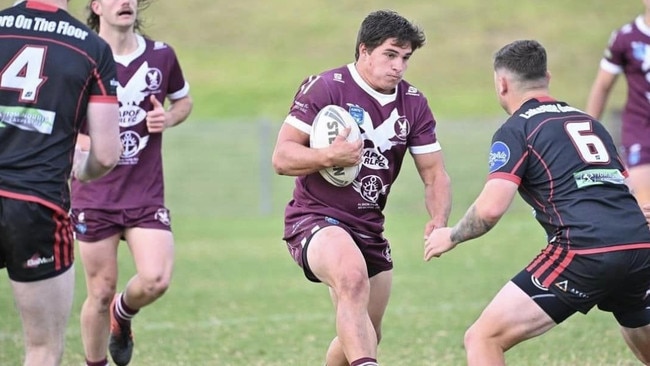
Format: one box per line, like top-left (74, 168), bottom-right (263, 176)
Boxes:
top-left (146, 68), bottom-right (163, 90)
top-left (117, 61), bottom-right (150, 128)
top-left (359, 109), bottom-right (405, 154)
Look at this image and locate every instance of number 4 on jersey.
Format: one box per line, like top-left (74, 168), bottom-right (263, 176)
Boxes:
top-left (0, 45), bottom-right (47, 102)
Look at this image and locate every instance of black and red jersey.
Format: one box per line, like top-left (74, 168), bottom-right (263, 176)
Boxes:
top-left (488, 97), bottom-right (650, 249)
top-left (0, 1), bottom-right (117, 213)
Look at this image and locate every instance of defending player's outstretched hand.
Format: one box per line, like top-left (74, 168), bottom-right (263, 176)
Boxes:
top-left (424, 227), bottom-right (455, 261)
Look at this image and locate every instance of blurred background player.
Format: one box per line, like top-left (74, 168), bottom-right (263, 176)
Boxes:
top-left (0, 1), bottom-right (121, 365)
top-left (426, 39), bottom-right (650, 366)
top-left (586, 0), bottom-right (650, 209)
top-left (272, 10), bottom-right (452, 366)
top-left (71, 0), bottom-right (193, 365)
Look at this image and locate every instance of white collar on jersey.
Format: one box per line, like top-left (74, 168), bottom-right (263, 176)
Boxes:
top-left (635, 15), bottom-right (650, 37)
top-left (113, 34), bottom-right (146, 67)
top-left (347, 63), bottom-right (397, 107)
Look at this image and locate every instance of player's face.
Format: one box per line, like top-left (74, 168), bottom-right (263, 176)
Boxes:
top-left (358, 38), bottom-right (413, 94)
top-left (92, 0), bottom-right (138, 30)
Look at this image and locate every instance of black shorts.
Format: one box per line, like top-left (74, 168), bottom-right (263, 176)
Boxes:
top-left (514, 243), bottom-right (650, 327)
top-left (0, 197), bottom-right (74, 282)
top-left (284, 215), bottom-right (393, 282)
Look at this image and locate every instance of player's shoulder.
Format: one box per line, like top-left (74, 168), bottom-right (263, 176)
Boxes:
top-left (611, 15), bottom-right (647, 40)
top-left (142, 36), bottom-right (178, 56)
top-left (398, 79), bottom-right (428, 100)
top-left (313, 64), bottom-right (351, 85)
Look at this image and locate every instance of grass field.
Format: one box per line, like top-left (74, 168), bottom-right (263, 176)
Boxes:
top-left (0, 0), bottom-right (648, 365)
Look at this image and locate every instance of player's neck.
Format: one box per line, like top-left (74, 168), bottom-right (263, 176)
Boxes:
top-left (645, 11), bottom-right (650, 27)
top-left (27, 0), bottom-right (67, 9)
top-left (99, 29), bottom-right (138, 56)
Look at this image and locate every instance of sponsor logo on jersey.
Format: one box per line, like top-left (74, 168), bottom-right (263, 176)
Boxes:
top-left (0, 105), bottom-right (54, 134)
top-left (488, 141), bottom-right (510, 173)
top-left (405, 86), bottom-right (420, 96)
top-left (348, 105), bottom-right (365, 125)
top-left (23, 253), bottom-right (54, 268)
top-left (352, 175), bottom-right (390, 204)
top-left (325, 217), bottom-right (339, 225)
top-left (362, 147), bottom-right (389, 170)
top-left (573, 168), bottom-right (625, 188)
top-left (531, 275), bottom-right (548, 291)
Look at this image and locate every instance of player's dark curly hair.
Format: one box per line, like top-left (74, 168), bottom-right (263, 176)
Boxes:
top-left (86, 0), bottom-right (153, 33)
top-left (355, 10), bottom-right (426, 60)
top-left (493, 40), bottom-right (547, 81)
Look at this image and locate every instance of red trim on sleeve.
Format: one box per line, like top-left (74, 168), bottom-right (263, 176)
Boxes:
top-left (26, 1), bottom-right (59, 12)
top-left (488, 172), bottom-right (521, 185)
top-left (89, 95), bottom-right (118, 104)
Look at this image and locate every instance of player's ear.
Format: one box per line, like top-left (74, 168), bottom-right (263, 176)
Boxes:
top-left (90, 0), bottom-right (101, 15)
top-left (494, 71), bottom-right (507, 96)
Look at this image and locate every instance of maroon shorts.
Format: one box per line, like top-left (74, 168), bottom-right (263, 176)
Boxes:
top-left (0, 198), bottom-right (74, 282)
top-left (284, 215), bottom-right (393, 282)
top-left (621, 118), bottom-right (650, 167)
top-left (70, 206), bottom-right (172, 242)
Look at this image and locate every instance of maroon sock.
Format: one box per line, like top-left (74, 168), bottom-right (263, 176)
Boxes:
top-left (85, 358), bottom-right (108, 366)
top-left (350, 357), bottom-right (378, 366)
top-left (114, 293), bottom-right (139, 326)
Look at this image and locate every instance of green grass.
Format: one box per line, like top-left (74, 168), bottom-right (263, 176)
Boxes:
top-left (0, 118), bottom-right (643, 365)
top-left (69, 0), bottom-right (641, 121)
top-left (0, 1), bottom-right (647, 365)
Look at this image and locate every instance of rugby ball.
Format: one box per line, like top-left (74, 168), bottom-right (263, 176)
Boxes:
top-left (309, 105), bottom-right (362, 187)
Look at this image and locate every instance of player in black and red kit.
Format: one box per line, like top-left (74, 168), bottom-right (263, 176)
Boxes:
top-left (0, 1), bottom-right (121, 365)
top-left (425, 40), bottom-right (650, 365)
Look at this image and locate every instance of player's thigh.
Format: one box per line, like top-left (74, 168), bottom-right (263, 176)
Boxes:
top-left (77, 234), bottom-right (120, 284)
top-left (307, 226), bottom-right (366, 287)
top-left (11, 266), bottom-right (75, 341)
top-left (627, 164), bottom-right (650, 205)
top-left (368, 270), bottom-right (392, 331)
top-left (124, 227), bottom-right (174, 280)
top-left (469, 281), bottom-right (556, 349)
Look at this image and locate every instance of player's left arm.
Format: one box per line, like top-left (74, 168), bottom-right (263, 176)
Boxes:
top-left (424, 178), bottom-right (518, 260)
top-left (412, 151), bottom-right (452, 236)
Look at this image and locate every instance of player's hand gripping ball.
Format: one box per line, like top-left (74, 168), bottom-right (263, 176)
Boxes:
top-left (309, 105), bottom-right (362, 187)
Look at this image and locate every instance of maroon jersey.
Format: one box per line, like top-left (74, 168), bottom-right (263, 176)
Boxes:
top-left (283, 64), bottom-right (441, 237)
top-left (0, 1), bottom-right (117, 213)
top-left (600, 15), bottom-right (650, 163)
top-left (71, 35), bottom-right (189, 209)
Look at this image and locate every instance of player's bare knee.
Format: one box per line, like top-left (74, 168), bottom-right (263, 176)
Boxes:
top-left (332, 269), bottom-right (369, 301)
top-left (89, 285), bottom-right (117, 311)
top-left (141, 274), bottom-right (171, 298)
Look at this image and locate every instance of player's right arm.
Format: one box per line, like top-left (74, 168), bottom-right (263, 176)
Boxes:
top-left (73, 101), bottom-right (121, 182)
top-left (271, 123), bottom-right (360, 176)
top-left (585, 68), bottom-right (618, 119)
